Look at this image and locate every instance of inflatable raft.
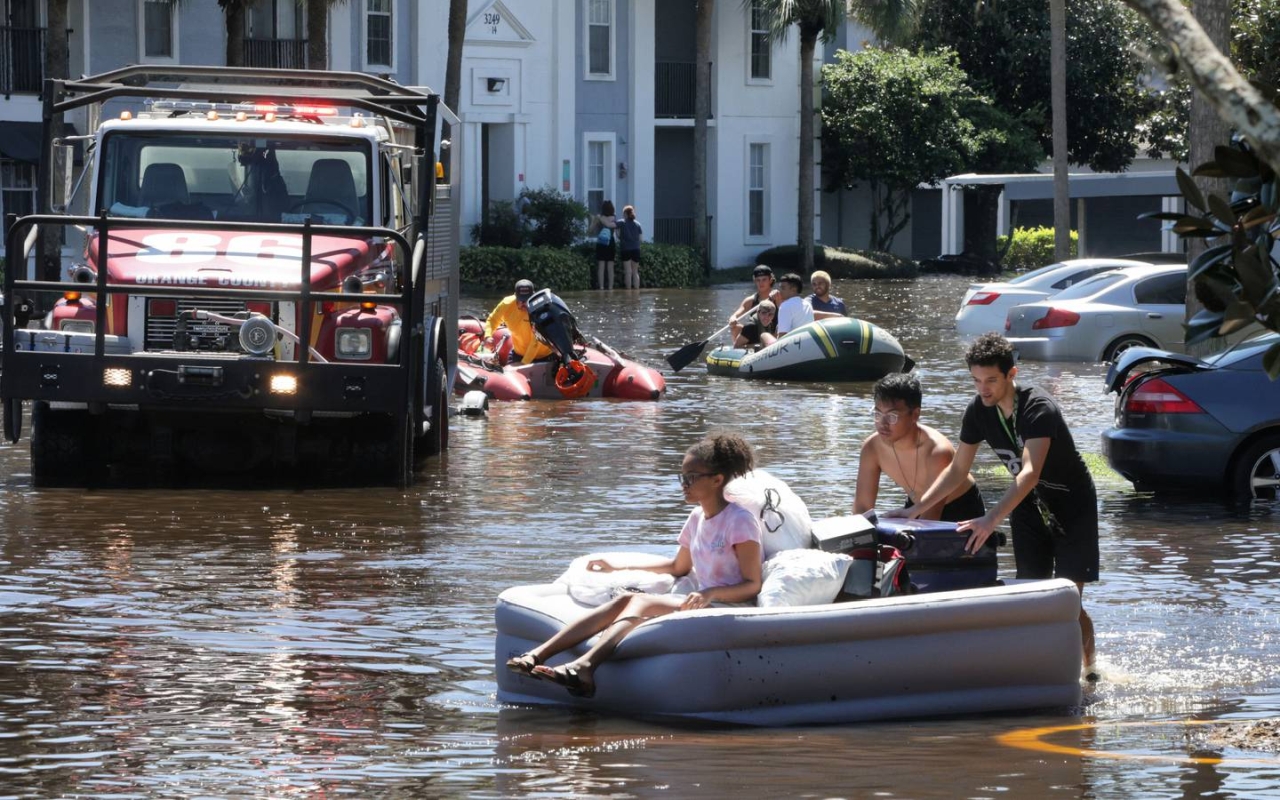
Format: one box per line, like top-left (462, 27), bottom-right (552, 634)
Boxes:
top-left (496, 577), bottom-right (1083, 726)
top-left (456, 292), bottom-right (665, 401)
top-left (706, 317), bottom-right (908, 381)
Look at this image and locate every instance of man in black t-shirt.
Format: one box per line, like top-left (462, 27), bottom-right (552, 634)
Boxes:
top-left (888, 333), bottom-right (1098, 678)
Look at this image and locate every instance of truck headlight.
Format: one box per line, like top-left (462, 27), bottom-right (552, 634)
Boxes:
top-left (60, 320), bottom-right (94, 333)
top-left (335, 327), bottom-right (372, 360)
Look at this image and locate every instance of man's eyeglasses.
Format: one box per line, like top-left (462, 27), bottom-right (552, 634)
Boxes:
top-left (679, 472), bottom-right (714, 488)
top-left (872, 410), bottom-right (902, 425)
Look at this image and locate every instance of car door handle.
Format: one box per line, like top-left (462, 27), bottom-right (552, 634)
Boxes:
top-left (1146, 313), bottom-right (1162, 319)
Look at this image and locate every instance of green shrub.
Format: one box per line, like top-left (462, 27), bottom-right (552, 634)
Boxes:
top-left (825, 248), bottom-right (918, 279)
top-left (753, 244), bottom-right (916, 279)
top-left (460, 246), bottom-right (590, 293)
top-left (637, 242), bottom-right (705, 288)
top-left (469, 200), bottom-right (525, 248)
top-left (997, 226), bottom-right (1078, 271)
top-left (521, 186), bottom-right (588, 247)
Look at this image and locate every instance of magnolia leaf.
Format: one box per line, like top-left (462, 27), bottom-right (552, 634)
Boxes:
top-left (1241, 206), bottom-right (1276, 230)
top-left (1264, 342), bottom-right (1280, 380)
top-left (1185, 312), bottom-right (1226, 346)
top-left (1214, 145), bottom-right (1261, 178)
top-left (1193, 163), bottom-right (1229, 178)
top-left (1177, 167), bottom-right (1206, 211)
top-left (1189, 243), bottom-right (1233, 279)
top-left (1172, 216), bottom-right (1217, 234)
top-left (1138, 211), bottom-right (1191, 222)
top-left (1235, 245), bottom-right (1276, 305)
top-left (1208, 193), bottom-right (1236, 224)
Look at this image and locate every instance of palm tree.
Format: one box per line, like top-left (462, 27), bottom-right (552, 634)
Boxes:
top-left (39, 0), bottom-right (71, 282)
top-left (752, 0), bottom-right (917, 272)
top-left (218, 0), bottom-right (252, 67)
top-left (304, 0), bottom-right (352, 70)
top-left (693, 0), bottom-right (714, 273)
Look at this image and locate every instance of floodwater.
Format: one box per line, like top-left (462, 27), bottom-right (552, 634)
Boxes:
top-left (2, 275), bottom-right (1279, 798)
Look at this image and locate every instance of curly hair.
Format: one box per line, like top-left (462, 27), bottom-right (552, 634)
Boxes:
top-left (873, 372), bottom-right (922, 410)
top-left (965, 332), bottom-right (1016, 374)
top-left (686, 431), bottom-right (755, 480)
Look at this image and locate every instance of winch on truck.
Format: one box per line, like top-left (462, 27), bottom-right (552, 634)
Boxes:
top-left (1, 65), bottom-right (460, 487)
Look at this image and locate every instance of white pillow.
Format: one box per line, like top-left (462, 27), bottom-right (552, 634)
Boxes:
top-left (756, 549), bottom-right (854, 608)
top-left (555, 552), bottom-right (677, 606)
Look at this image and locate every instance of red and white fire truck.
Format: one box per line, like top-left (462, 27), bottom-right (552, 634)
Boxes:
top-left (1, 66), bottom-right (459, 487)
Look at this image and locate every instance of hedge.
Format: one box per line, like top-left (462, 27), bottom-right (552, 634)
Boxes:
top-left (997, 226), bottom-right (1078, 272)
top-left (754, 244), bottom-right (917, 279)
top-left (461, 241), bottom-right (704, 292)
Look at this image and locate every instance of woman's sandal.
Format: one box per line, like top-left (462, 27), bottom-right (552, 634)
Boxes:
top-left (505, 652), bottom-right (542, 676)
top-left (532, 663), bottom-right (596, 698)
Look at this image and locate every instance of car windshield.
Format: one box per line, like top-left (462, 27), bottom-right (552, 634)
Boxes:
top-left (1007, 263), bottom-right (1068, 286)
top-left (98, 131), bottom-right (371, 225)
top-left (1049, 271), bottom-right (1127, 301)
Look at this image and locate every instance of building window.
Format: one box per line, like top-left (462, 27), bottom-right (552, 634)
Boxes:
top-left (584, 135), bottom-right (615, 214)
top-left (366, 0), bottom-right (393, 69)
top-left (586, 0), bottom-right (614, 79)
top-left (140, 0), bottom-right (177, 61)
top-left (1, 160), bottom-right (37, 223)
top-left (749, 1), bottom-right (771, 81)
top-left (748, 142), bottom-right (768, 238)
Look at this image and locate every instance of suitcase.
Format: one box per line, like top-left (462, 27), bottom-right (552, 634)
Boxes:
top-left (873, 517), bottom-right (1003, 593)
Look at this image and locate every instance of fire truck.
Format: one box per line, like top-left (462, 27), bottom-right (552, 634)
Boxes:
top-left (1, 66), bottom-right (459, 487)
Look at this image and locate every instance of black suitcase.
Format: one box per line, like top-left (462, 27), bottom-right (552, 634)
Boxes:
top-left (873, 517), bottom-right (1003, 593)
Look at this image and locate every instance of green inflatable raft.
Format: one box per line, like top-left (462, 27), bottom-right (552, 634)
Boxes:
top-left (706, 317), bottom-right (909, 381)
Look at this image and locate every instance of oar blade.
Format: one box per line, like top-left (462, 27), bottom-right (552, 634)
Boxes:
top-left (665, 339), bottom-right (709, 372)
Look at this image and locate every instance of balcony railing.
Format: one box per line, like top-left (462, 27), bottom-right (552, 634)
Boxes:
top-left (1, 26), bottom-right (45, 98)
top-left (243, 38), bottom-right (307, 70)
top-left (656, 61), bottom-right (711, 119)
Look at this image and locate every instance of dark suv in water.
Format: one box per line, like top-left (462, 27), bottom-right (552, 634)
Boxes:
top-left (1102, 334), bottom-right (1280, 500)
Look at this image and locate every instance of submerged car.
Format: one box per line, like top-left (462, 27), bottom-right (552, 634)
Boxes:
top-left (1004, 264), bottom-right (1188, 362)
top-left (1101, 335), bottom-right (1280, 500)
top-left (955, 258), bottom-right (1159, 336)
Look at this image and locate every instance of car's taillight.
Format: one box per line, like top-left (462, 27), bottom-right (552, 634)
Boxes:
top-left (967, 292), bottom-right (1000, 305)
top-left (1031, 307), bottom-right (1081, 330)
top-left (1125, 377), bottom-right (1204, 414)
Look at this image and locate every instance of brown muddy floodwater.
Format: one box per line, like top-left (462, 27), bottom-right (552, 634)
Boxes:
top-left (2, 276), bottom-right (1279, 798)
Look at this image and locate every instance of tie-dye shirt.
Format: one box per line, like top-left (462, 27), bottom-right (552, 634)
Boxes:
top-left (678, 502), bottom-right (763, 591)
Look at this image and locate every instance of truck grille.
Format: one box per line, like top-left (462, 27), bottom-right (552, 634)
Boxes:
top-left (144, 298), bottom-right (255, 350)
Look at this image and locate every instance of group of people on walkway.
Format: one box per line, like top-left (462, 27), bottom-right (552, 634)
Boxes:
top-left (507, 331), bottom-right (1099, 698)
top-left (728, 265), bottom-right (848, 349)
top-left (590, 201), bottom-right (643, 291)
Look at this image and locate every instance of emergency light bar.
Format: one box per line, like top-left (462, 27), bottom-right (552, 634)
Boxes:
top-left (148, 100), bottom-right (339, 117)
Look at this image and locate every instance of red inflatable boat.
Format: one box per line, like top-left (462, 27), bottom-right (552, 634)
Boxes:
top-left (454, 293), bottom-right (664, 401)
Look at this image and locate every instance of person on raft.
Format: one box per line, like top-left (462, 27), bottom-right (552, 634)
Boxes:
top-left (483, 279), bottom-right (554, 366)
top-left (853, 373), bottom-right (985, 522)
top-left (506, 432), bottom-right (764, 698)
top-left (808, 270), bottom-right (847, 319)
top-left (732, 300), bottom-right (777, 350)
top-left (775, 272), bottom-right (814, 335)
top-left (728, 265), bottom-right (781, 340)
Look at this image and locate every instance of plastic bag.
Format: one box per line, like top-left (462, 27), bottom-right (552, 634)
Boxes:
top-left (555, 552), bottom-right (677, 607)
top-left (723, 469), bottom-right (813, 559)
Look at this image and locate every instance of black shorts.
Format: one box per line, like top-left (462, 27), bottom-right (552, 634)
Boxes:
top-left (1010, 498), bottom-right (1099, 583)
top-left (595, 244), bottom-right (616, 261)
top-left (901, 482), bottom-right (985, 523)
top-left (620, 248), bottom-right (641, 263)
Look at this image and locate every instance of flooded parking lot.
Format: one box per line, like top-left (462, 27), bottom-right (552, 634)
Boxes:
top-left (1, 275), bottom-right (1278, 797)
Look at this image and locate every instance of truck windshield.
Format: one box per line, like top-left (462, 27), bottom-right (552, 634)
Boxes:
top-left (98, 132), bottom-right (372, 225)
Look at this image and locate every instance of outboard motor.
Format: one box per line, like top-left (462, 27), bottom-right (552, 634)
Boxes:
top-left (525, 288), bottom-right (596, 398)
top-left (525, 289), bottom-right (579, 361)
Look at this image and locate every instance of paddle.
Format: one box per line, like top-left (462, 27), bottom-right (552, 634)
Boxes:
top-left (665, 308), bottom-right (758, 372)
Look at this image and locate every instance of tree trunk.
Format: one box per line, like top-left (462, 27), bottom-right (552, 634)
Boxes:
top-left (306, 0), bottom-right (328, 70)
top-left (1185, 0), bottom-right (1232, 354)
top-left (693, 0), bottom-right (714, 274)
top-left (39, 0), bottom-right (70, 283)
top-left (225, 3), bottom-right (247, 68)
top-left (1122, 0), bottom-right (1280, 177)
top-left (443, 0), bottom-right (467, 182)
top-left (1050, 0), bottom-right (1071, 261)
top-left (798, 32), bottom-right (816, 273)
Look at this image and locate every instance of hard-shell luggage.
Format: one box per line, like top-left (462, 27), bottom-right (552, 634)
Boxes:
top-left (873, 517), bottom-right (1003, 593)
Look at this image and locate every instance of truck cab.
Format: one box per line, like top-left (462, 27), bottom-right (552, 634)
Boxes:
top-left (1, 66), bottom-right (459, 487)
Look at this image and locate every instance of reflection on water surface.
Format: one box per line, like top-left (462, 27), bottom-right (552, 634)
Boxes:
top-left (1, 277), bottom-right (1278, 797)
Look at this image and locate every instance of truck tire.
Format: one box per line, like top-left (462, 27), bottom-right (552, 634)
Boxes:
top-left (30, 401), bottom-right (94, 487)
top-left (416, 356), bottom-right (448, 460)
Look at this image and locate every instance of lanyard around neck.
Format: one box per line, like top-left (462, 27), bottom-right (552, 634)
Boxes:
top-left (996, 389), bottom-right (1020, 448)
